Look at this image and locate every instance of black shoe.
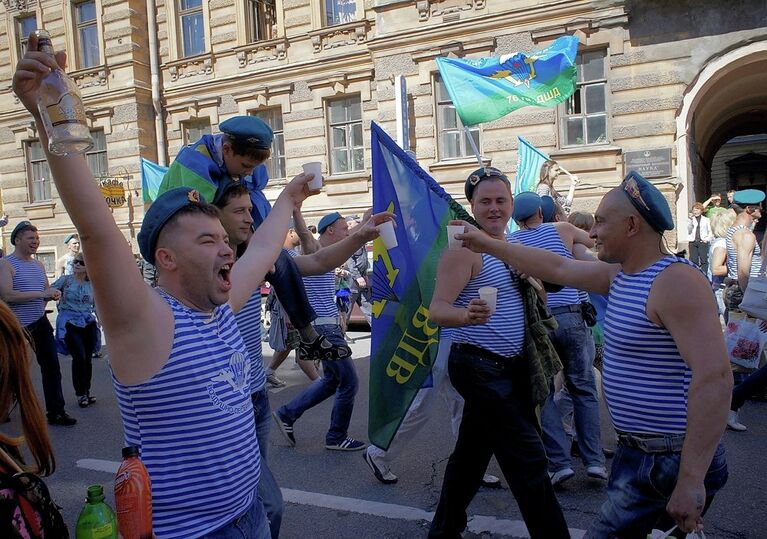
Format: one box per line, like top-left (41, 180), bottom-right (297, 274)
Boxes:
top-left (603, 447), bottom-right (615, 459)
top-left (48, 412), bottom-right (77, 427)
top-left (77, 395), bottom-right (89, 408)
top-left (298, 334), bottom-right (351, 362)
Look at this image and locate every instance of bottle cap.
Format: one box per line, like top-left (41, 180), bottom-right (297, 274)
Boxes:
top-left (122, 445), bottom-right (140, 459)
top-left (86, 484), bottom-right (105, 503)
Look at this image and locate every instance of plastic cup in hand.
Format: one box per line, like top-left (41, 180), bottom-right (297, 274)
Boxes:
top-left (447, 225), bottom-right (465, 250)
top-left (377, 220), bottom-right (398, 250)
top-left (302, 162), bottom-right (323, 191)
top-left (478, 286), bottom-right (498, 315)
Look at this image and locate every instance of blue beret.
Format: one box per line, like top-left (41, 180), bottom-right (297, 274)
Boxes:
top-left (318, 212), bottom-right (343, 235)
top-left (219, 117), bottom-right (273, 150)
top-left (138, 187), bottom-right (207, 264)
top-left (10, 221), bottom-right (34, 245)
top-left (64, 233), bottom-right (78, 244)
top-left (620, 171), bottom-right (674, 233)
top-left (540, 195), bottom-right (556, 223)
top-left (733, 189), bottom-right (765, 206)
top-left (512, 191), bottom-right (542, 223)
top-left (464, 167), bottom-right (511, 201)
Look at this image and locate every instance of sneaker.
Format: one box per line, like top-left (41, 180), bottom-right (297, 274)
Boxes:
top-left (363, 448), bottom-right (398, 484)
top-left (298, 334), bottom-right (351, 362)
top-left (727, 410), bottom-right (747, 431)
top-left (586, 465), bottom-right (609, 481)
top-left (325, 437), bottom-right (366, 451)
top-left (266, 373), bottom-right (287, 388)
top-left (272, 411), bottom-right (296, 446)
top-left (47, 412), bottom-right (77, 427)
top-left (77, 395), bottom-right (90, 408)
top-left (481, 473), bottom-right (502, 489)
top-left (603, 447), bottom-right (615, 459)
top-left (549, 467), bottom-right (575, 488)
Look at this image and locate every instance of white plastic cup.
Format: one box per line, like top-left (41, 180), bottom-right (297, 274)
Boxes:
top-left (478, 286), bottom-right (498, 315)
top-left (302, 162), bottom-right (323, 190)
top-left (447, 225), bottom-right (465, 250)
top-left (377, 220), bottom-right (398, 250)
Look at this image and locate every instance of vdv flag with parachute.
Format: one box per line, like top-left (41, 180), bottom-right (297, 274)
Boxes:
top-left (140, 158), bottom-right (168, 203)
top-left (508, 136), bottom-right (551, 233)
top-left (435, 35), bottom-right (579, 126)
top-left (369, 122), bottom-right (475, 449)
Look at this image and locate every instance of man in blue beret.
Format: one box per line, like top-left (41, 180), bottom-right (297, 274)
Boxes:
top-left (453, 172), bottom-right (732, 537)
top-left (56, 232), bottom-right (80, 276)
top-left (509, 192), bottom-right (607, 487)
top-left (159, 115), bottom-right (349, 362)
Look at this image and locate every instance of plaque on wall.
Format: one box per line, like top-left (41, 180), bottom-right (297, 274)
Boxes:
top-left (623, 149), bottom-right (672, 178)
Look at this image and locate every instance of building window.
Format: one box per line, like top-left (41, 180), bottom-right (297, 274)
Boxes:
top-left (16, 14), bottom-right (37, 57)
top-left (35, 251), bottom-right (57, 276)
top-left (327, 96), bottom-right (363, 175)
top-left (324, 0), bottom-right (356, 26)
top-left (252, 108), bottom-right (285, 180)
top-left (87, 130), bottom-right (109, 177)
top-left (74, 1), bottom-right (100, 68)
top-left (183, 118), bottom-right (212, 145)
top-left (435, 75), bottom-right (480, 161)
top-left (560, 49), bottom-right (608, 147)
top-left (247, 0), bottom-right (276, 42)
top-left (27, 141), bottom-right (52, 202)
top-left (179, 0), bottom-right (206, 57)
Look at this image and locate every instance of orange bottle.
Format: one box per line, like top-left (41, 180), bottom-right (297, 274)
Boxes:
top-left (114, 445), bottom-right (153, 539)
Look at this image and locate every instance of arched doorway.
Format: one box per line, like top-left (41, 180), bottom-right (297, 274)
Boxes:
top-left (675, 41), bottom-right (767, 246)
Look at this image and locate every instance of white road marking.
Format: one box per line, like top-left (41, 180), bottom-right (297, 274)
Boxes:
top-left (77, 459), bottom-right (586, 538)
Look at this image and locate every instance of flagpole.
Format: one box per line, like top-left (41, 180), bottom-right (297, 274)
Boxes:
top-left (464, 126), bottom-right (484, 168)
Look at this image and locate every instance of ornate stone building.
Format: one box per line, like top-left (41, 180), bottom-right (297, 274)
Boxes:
top-left (1, 0), bottom-right (765, 272)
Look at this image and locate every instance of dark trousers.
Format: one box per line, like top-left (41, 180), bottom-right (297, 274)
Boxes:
top-left (428, 346), bottom-right (570, 539)
top-left (266, 249), bottom-right (316, 330)
top-left (25, 316), bottom-right (66, 415)
top-left (63, 321), bottom-right (98, 396)
top-left (732, 363), bottom-right (767, 411)
top-left (689, 240), bottom-right (709, 275)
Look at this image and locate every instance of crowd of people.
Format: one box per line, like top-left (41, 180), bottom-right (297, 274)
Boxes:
top-left (0, 33), bottom-right (763, 539)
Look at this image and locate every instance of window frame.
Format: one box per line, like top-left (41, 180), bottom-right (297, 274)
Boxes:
top-left (15, 13), bottom-right (37, 59)
top-left (26, 140), bottom-right (53, 203)
top-left (251, 108), bottom-right (286, 182)
top-left (73, 0), bottom-right (100, 69)
top-left (34, 250), bottom-right (57, 278)
top-left (433, 73), bottom-right (481, 162)
top-left (182, 117), bottom-right (212, 146)
top-left (326, 95), bottom-right (364, 176)
top-left (178, 0), bottom-right (206, 58)
top-left (246, 0), bottom-right (276, 42)
top-left (86, 130), bottom-right (109, 178)
top-left (558, 48), bottom-right (610, 148)
top-left (323, 0), bottom-right (357, 27)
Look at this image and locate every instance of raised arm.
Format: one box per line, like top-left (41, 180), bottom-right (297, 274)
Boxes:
top-left (649, 263), bottom-right (732, 532)
top-left (293, 207), bottom-right (321, 254)
top-left (455, 221), bottom-right (618, 295)
top-left (734, 230), bottom-right (756, 290)
top-left (12, 35), bottom-right (171, 385)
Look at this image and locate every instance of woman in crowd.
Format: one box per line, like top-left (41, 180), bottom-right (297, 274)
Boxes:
top-left (536, 160), bottom-right (578, 214)
top-left (51, 253), bottom-right (99, 408)
top-left (708, 209), bottom-right (737, 319)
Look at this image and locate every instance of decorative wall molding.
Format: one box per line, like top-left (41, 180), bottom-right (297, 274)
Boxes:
top-left (1, 0), bottom-right (31, 12)
top-left (165, 53), bottom-right (215, 82)
top-left (415, 0), bottom-right (484, 22)
top-left (232, 83), bottom-right (294, 115)
top-left (531, 13), bottom-right (630, 43)
top-left (306, 68), bottom-right (375, 107)
top-left (85, 106), bottom-right (114, 135)
top-left (233, 38), bottom-right (288, 68)
top-left (307, 20), bottom-right (370, 53)
top-left (166, 97), bottom-right (221, 131)
top-left (72, 65), bottom-right (109, 90)
top-left (12, 122), bottom-right (36, 150)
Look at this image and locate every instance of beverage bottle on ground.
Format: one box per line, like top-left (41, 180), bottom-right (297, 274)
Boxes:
top-left (75, 484), bottom-right (118, 539)
top-left (32, 29), bottom-right (93, 155)
top-left (114, 445), bottom-right (153, 539)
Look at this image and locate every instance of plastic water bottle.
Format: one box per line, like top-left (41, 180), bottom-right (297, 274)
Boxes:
top-left (75, 484), bottom-right (118, 539)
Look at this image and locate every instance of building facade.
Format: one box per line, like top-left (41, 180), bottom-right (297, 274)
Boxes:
top-left (1, 0), bottom-right (766, 272)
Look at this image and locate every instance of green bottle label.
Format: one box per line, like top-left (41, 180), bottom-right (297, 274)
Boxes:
top-left (90, 523), bottom-right (115, 539)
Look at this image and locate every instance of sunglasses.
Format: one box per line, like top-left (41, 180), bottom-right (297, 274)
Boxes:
top-left (73, 260), bottom-right (85, 266)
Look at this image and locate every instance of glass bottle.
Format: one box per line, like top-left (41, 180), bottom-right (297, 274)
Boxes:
top-left (33, 29), bottom-right (93, 155)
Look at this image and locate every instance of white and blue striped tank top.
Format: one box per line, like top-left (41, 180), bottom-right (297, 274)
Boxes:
top-left (451, 254), bottom-right (525, 357)
top-left (602, 256), bottom-right (694, 434)
top-left (289, 249), bottom-right (338, 318)
top-left (113, 291), bottom-right (259, 538)
top-left (508, 224), bottom-right (581, 307)
top-left (235, 291), bottom-right (267, 394)
top-left (725, 225), bottom-right (762, 279)
top-left (6, 254), bottom-right (45, 326)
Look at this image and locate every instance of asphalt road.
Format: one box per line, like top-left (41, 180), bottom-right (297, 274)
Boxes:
top-left (15, 331), bottom-right (767, 538)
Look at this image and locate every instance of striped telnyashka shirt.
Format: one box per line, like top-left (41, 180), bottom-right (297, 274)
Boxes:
top-left (725, 224), bottom-right (762, 280)
top-left (235, 290), bottom-right (267, 394)
top-left (6, 254), bottom-right (45, 326)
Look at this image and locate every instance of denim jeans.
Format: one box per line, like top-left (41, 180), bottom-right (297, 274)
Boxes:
top-left (541, 311), bottom-right (603, 471)
top-left (587, 442), bottom-right (728, 538)
top-left (266, 249), bottom-right (316, 330)
top-left (428, 346), bottom-right (569, 539)
top-left (202, 494), bottom-right (270, 539)
top-left (278, 325), bottom-right (358, 445)
top-left (252, 388), bottom-right (283, 539)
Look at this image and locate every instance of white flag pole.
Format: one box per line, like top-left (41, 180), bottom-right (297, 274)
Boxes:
top-left (464, 126), bottom-right (484, 169)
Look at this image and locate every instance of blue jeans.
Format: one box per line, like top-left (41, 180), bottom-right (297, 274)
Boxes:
top-left (252, 388), bottom-right (283, 538)
top-left (587, 442), bottom-right (728, 538)
top-left (202, 494), bottom-right (270, 539)
top-left (541, 311), bottom-right (603, 471)
top-left (278, 325), bottom-right (358, 444)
